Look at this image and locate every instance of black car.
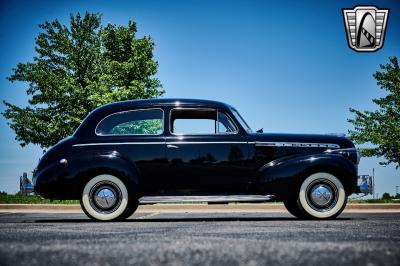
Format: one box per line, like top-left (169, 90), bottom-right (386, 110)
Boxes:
top-left (33, 98), bottom-right (366, 221)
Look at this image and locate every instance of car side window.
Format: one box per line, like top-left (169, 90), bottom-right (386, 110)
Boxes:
top-left (170, 109), bottom-right (237, 135)
top-left (96, 109), bottom-right (164, 136)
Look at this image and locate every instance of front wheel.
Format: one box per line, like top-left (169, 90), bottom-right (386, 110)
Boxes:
top-left (81, 174), bottom-right (133, 221)
top-left (286, 172), bottom-right (347, 219)
top-left (283, 197), bottom-right (304, 218)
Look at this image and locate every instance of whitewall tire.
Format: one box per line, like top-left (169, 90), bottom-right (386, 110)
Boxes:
top-left (81, 174), bottom-right (129, 221)
top-left (298, 172), bottom-right (347, 219)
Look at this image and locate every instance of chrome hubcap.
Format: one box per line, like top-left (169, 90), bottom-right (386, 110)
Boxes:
top-left (88, 181), bottom-right (122, 214)
top-left (310, 184), bottom-right (333, 207)
top-left (94, 187), bottom-right (117, 209)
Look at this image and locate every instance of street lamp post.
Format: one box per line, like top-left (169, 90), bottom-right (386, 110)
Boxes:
top-left (372, 168), bottom-right (375, 199)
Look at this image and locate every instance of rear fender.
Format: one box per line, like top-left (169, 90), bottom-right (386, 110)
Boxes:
top-left (35, 150), bottom-right (141, 200)
top-left (71, 151), bottom-right (141, 198)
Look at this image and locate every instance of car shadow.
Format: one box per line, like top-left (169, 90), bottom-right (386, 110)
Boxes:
top-left (31, 216), bottom-right (353, 223)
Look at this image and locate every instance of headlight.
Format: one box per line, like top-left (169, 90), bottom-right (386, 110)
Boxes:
top-left (325, 148), bottom-right (359, 164)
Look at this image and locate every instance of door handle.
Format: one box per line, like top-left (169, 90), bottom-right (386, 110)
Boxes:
top-left (167, 144), bottom-right (179, 149)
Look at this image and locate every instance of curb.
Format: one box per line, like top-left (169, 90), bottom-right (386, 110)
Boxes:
top-left (1, 203), bottom-right (400, 212)
top-left (0, 204), bottom-right (81, 210)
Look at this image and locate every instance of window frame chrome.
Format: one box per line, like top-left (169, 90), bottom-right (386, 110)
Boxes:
top-left (95, 108), bottom-right (165, 137)
top-left (169, 107), bottom-right (239, 136)
top-left (230, 107), bottom-right (252, 133)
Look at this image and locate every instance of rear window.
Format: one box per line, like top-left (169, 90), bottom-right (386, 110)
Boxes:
top-left (96, 109), bottom-right (164, 136)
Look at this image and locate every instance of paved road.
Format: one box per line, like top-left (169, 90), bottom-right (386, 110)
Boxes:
top-left (0, 212), bottom-right (399, 266)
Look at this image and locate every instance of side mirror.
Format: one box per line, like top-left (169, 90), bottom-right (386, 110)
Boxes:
top-left (256, 128), bottom-right (263, 133)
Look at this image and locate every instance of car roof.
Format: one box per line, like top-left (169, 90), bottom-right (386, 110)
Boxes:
top-left (94, 98), bottom-right (232, 111)
top-left (94, 98), bottom-right (234, 112)
top-left (73, 98), bottom-right (237, 137)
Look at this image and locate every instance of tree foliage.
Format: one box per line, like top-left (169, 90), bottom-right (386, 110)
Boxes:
top-left (110, 119), bottom-right (163, 135)
top-left (381, 192), bottom-right (391, 200)
top-left (348, 56), bottom-right (400, 168)
top-left (2, 12), bottom-right (163, 148)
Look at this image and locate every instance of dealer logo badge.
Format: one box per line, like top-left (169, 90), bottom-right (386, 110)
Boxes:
top-left (342, 6), bottom-right (389, 52)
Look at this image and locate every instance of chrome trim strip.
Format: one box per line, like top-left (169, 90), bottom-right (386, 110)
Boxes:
top-left (73, 142), bottom-right (165, 147)
top-left (139, 195), bottom-right (276, 204)
top-left (73, 141), bottom-right (249, 147)
top-left (167, 141), bottom-right (248, 145)
top-left (255, 142), bottom-right (340, 149)
top-left (73, 141), bottom-right (340, 148)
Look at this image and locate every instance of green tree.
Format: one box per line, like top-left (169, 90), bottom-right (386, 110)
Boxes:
top-left (348, 56), bottom-right (400, 168)
top-left (110, 119), bottom-right (163, 135)
top-left (381, 192), bottom-right (391, 200)
top-left (2, 12), bottom-right (163, 148)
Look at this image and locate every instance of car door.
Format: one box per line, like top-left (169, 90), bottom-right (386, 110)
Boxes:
top-left (94, 108), bottom-right (167, 194)
top-left (164, 107), bottom-right (252, 194)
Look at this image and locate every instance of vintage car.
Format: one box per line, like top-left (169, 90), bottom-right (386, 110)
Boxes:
top-left (33, 98), bottom-right (368, 221)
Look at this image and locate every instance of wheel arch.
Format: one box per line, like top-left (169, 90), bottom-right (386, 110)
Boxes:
top-left (68, 151), bottom-right (142, 199)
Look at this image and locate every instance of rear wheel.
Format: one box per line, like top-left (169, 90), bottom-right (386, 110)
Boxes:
top-left (285, 172), bottom-right (347, 219)
top-left (81, 174), bottom-right (132, 221)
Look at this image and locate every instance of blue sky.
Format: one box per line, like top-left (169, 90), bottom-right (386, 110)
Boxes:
top-left (0, 0), bottom-right (399, 196)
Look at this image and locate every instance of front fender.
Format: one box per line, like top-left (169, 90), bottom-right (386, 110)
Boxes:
top-left (255, 154), bottom-right (358, 200)
top-left (34, 150), bottom-right (141, 200)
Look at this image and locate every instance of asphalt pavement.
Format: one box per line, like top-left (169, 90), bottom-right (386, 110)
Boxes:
top-left (0, 211), bottom-right (399, 266)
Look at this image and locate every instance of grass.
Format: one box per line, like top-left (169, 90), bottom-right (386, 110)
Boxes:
top-left (348, 198), bottom-right (400, 204)
top-left (0, 192), bottom-right (79, 204)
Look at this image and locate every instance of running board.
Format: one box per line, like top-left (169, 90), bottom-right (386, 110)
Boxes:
top-left (138, 195), bottom-right (275, 204)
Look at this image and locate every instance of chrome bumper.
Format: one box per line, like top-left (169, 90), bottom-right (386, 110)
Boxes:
top-left (355, 175), bottom-right (373, 195)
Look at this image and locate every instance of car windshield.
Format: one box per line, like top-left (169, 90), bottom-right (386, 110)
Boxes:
top-left (230, 108), bottom-right (252, 133)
